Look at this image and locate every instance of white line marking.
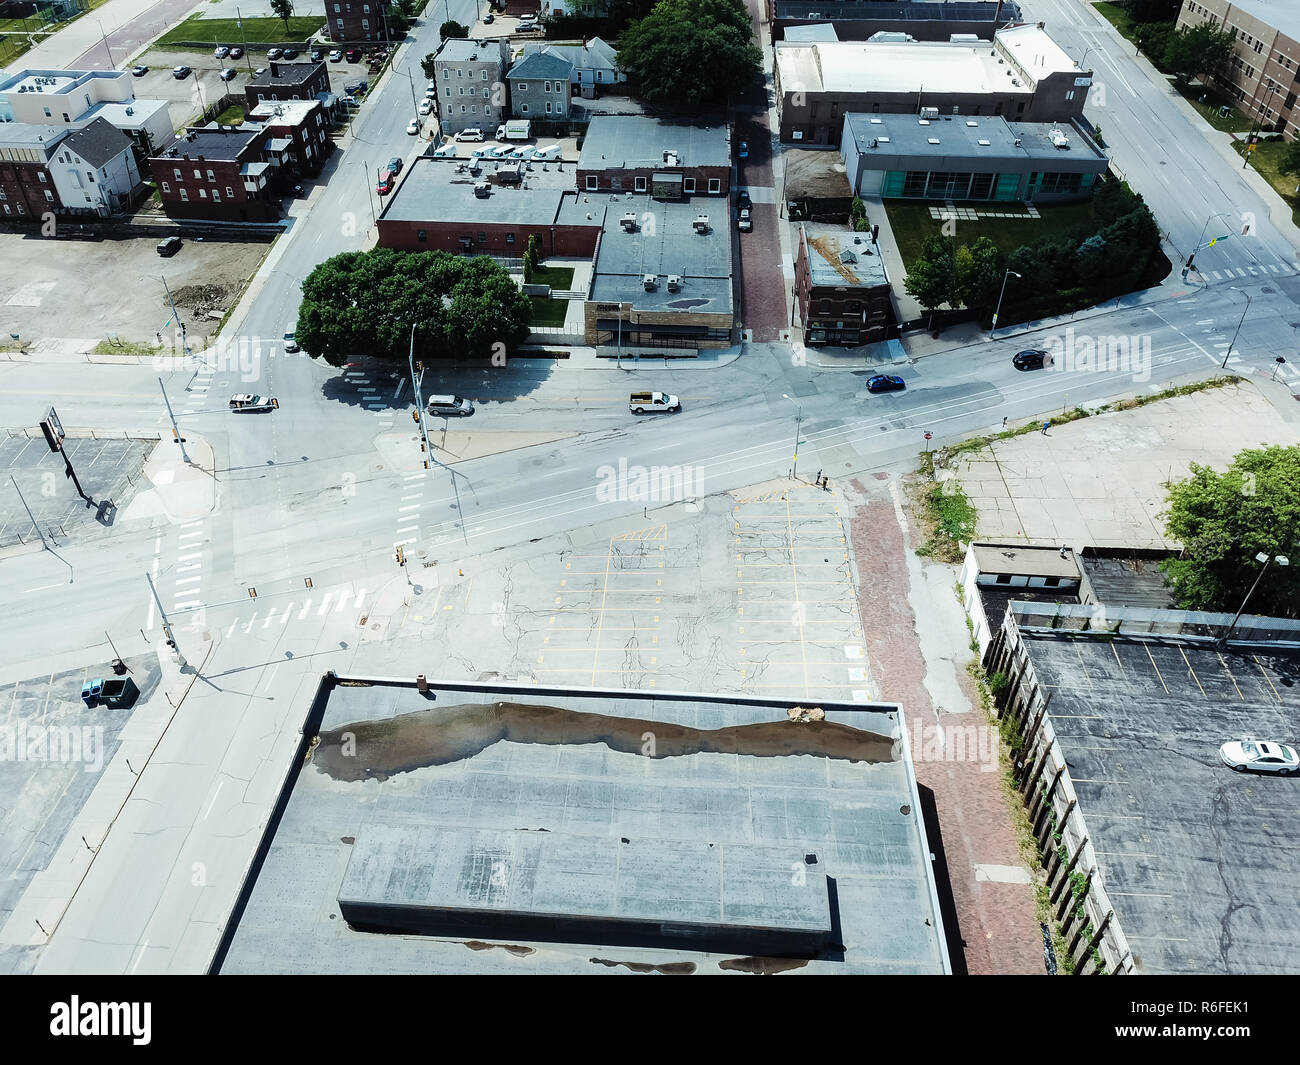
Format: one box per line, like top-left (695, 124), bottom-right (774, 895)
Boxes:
top-left (174, 576), bottom-right (202, 586)
top-left (400, 493), bottom-right (422, 500)
top-left (203, 780), bottom-right (223, 821)
top-left (180, 521), bottom-right (203, 529)
top-left (129, 940), bottom-right (149, 975)
top-left (394, 537), bottom-right (416, 546)
top-left (23, 583), bottom-right (62, 593)
top-left (178, 552), bottom-right (202, 562)
top-left (243, 614), bottom-right (257, 633)
top-left (354, 588), bottom-right (367, 608)
top-left (297, 601), bottom-right (311, 620)
top-left (318, 594), bottom-right (334, 616)
top-left (398, 504), bottom-right (420, 512)
top-left (225, 619), bottom-right (237, 637)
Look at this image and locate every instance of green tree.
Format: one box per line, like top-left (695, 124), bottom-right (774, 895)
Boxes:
top-left (904, 234), bottom-right (957, 329)
top-left (617, 0), bottom-right (762, 110)
top-left (296, 248), bottom-right (531, 366)
top-left (1073, 233), bottom-right (1110, 290)
top-left (954, 235), bottom-right (1005, 317)
top-left (1278, 138), bottom-right (1300, 178)
top-left (386, 2), bottom-right (410, 36)
top-left (270, 0), bottom-right (294, 32)
top-left (1162, 23), bottom-right (1233, 87)
top-left (849, 196), bottom-right (866, 223)
top-left (1160, 446), bottom-right (1300, 618)
top-left (440, 20), bottom-right (469, 40)
top-left (524, 234), bottom-right (541, 281)
top-left (422, 52), bottom-right (438, 81)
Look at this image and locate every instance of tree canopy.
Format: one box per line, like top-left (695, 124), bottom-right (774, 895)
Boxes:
top-left (270, 0), bottom-right (293, 32)
top-left (1138, 20), bottom-right (1233, 86)
top-left (1160, 445), bottom-right (1300, 618)
top-left (616, 0), bottom-right (761, 110)
top-left (296, 248), bottom-right (532, 366)
top-left (904, 234), bottom-right (958, 324)
top-left (440, 20), bottom-right (469, 41)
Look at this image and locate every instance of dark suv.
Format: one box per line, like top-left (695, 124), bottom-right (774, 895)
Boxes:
top-left (1013, 348), bottom-right (1052, 370)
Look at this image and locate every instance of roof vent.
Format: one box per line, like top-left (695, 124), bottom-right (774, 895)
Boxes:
top-left (977, 138), bottom-right (991, 145)
top-left (1049, 127), bottom-right (1070, 149)
top-left (620, 211), bottom-right (637, 231)
top-left (841, 249), bottom-right (857, 263)
top-left (642, 273), bottom-right (657, 290)
top-left (869, 117), bottom-right (883, 124)
top-left (966, 120), bottom-right (978, 126)
top-left (918, 119), bottom-right (930, 126)
top-left (1014, 138), bottom-right (1022, 147)
top-left (877, 136), bottom-right (890, 143)
top-left (927, 137), bottom-right (940, 144)
top-left (693, 214), bottom-right (709, 233)
top-left (666, 275), bottom-right (681, 291)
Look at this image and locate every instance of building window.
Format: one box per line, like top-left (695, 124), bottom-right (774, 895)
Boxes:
top-left (634, 176), bottom-right (646, 192)
top-left (461, 105), bottom-right (466, 113)
top-left (477, 231), bottom-right (486, 242)
top-left (417, 229), bottom-right (427, 241)
top-left (585, 175), bottom-right (597, 190)
top-left (521, 104), bottom-right (528, 113)
top-left (459, 87), bottom-right (464, 96)
top-left (545, 101), bottom-right (551, 113)
top-left (443, 69), bottom-right (449, 79)
top-left (708, 178), bottom-right (721, 193)
top-left (995, 574), bottom-right (1012, 585)
top-left (193, 169), bottom-right (201, 179)
top-left (457, 69), bottom-right (463, 78)
top-left (518, 82), bottom-right (527, 91)
top-left (43, 107), bottom-right (51, 117)
top-left (683, 178), bottom-right (696, 193)
top-left (336, 18), bottom-right (343, 28)
top-left (362, 19), bottom-right (369, 29)
top-left (334, 3), bottom-right (340, 10)
top-left (207, 170), bottom-right (215, 182)
top-left (483, 88), bottom-right (490, 98)
top-left (596, 71), bottom-right (603, 82)
top-left (226, 187), bottom-right (234, 197)
top-left (506, 233), bottom-right (515, 243)
top-left (88, 173), bottom-right (95, 183)
top-left (180, 189), bottom-right (189, 201)
top-left (544, 81), bottom-right (550, 93)
top-left (199, 188), bottom-right (206, 198)
top-left (445, 87), bottom-right (451, 97)
top-left (471, 104), bottom-right (477, 113)
top-left (212, 189), bottom-right (221, 202)
top-left (481, 70), bottom-right (487, 80)
top-left (162, 181), bottom-right (171, 193)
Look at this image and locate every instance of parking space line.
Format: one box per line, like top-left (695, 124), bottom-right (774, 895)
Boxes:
top-left (1141, 643), bottom-right (1169, 693)
top-left (1215, 652), bottom-right (1245, 699)
top-left (1178, 647), bottom-right (1206, 696)
top-left (1251, 655), bottom-right (1283, 703)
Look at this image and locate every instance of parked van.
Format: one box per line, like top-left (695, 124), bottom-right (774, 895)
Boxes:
top-left (427, 394), bottom-right (474, 416)
top-left (283, 325), bottom-right (299, 352)
top-left (532, 144), bottom-right (561, 161)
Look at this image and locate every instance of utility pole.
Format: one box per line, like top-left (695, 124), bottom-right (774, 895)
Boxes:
top-left (1221, 291), bottom-right (1252, 369)
top-left (11, 475), bottom-right (50, 550)
top-left (237, 7), bottom-right (253, 75)
top-left (145, 571), bottom-right (178, 652)
top-left (782, 393), bottom-right (802, 479)
top-left (409, 322), bottom-right (432, 468)
top-left (158, 377), bottom-right (192, 464)
top-left (364, 159), bottom-right (377, 226)
top-left (96, 19), bottom-right (114, 68)
top-left (160, 273), bottom-right (189, 355)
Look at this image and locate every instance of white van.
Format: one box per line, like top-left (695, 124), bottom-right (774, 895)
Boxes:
top-left (532, 144), bottom-right (561, 161)
top-left (427, 394), bottom-right (474, 416)
top-left (283, 325), bottom-right (299, 352)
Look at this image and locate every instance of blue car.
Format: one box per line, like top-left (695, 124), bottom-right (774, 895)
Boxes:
top-left (737, 140), bottom-right (749, 159)
top-left (866, 374), bottom-right (905, 394)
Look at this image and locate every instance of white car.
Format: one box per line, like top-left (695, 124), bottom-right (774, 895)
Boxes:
top-left (455, 127), bottom-right (484, 142)
top-left (418, 98), bottom-right (433, 116)
top-left (229, 393), bottom-right (277, 412)
top-left (1220, 739), bottom-right (1300, 774)
top-left (406, 118), bottom-right (421, 135)
top-left (517, 15), bottom-right (538, 30)
top-left (214, 45), bottom-right (230, 59)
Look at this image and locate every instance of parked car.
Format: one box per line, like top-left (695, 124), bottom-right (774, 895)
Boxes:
top-left (131, 64), bottom-right (149, 77)
top-left (387, 156), bottom-right (403, 175)
top-left (736, 206), bottom-right (752, 232)
top-left (171, 65), bottom-right (192, 79)
top-left (867, 374), bottom-right (906, 394)
top-left (456, 127), bottom-right (484, 142)
top-left (229, 46), bottom-right (243, 59)
top-left (281, 47), bottom-right (299, 59)
top-left (310, 48), bottom-right (324, 61)
top-left (1220, 740), bottom-right (1300, 774)
top-left (483, 10), bottom-right (494, 21)
top-left (629, 391), bottom-right (680, 414)
top-left (427, 395), bottom-right (474, 416)
top-left (229, 393), bottom-right (277, 412)
top-left (254, 67), bottom-right (267, 77)
top-left (266, 47), bottom-right (283, 60)
top-left (156, 236), bottom-right (182, 257)
top-left (417, 98), bottom-right (433, 116)
top-left (219, 67), bottom-right (237, 81)
top-left (343, 79), bottom-right (367, 95)
top-left (345, 48), bottom-right (362, 62)
top-left (376, 171), bottom-right (394, 195)
top-left (737, 140), bottom-right (749, 159)
top-left (517, 15), bottom-right (538, 28)
top-left (213, 45), bottom-right (230, 59)
top-left (424, 85), bottom-right (437, 99)
top-left (328, 49), bottom-right (344, 62)
top-left (406, 118), bottom-right (421, 135)
top-left (736, 188), bottom-right (752, 212)
top-left (1013, 348), bottom-right (1052, 370)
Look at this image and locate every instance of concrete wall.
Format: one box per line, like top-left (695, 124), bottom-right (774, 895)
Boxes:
top-left (584, 301), bottom-right (734, 348)
top-left (577, 165), bottom-right (730, 197)
top-left (377, 218), bottom-right (599, 256)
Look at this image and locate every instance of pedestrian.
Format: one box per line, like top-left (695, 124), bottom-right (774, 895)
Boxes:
top-left (1002, 416), bottom-right (1008, 429)
top-left (1041, 420), bottom-right (1050, 435)
top-left (815, 468), bottom-right (823, 487)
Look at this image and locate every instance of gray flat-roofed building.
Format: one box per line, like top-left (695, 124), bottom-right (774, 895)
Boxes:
top-left (785, 23), bottom-right (840, 42)
top-left (585, 196), bottom-right (734, 349)
top-left (338, 826), bottom-right (834, 954)
top-left (841, 112), bottom-right (1107, 202)
top-left (772, 0), bottom-right (1020, 41)
top-left (219, 679), bottom-right (950, 974)
top-left (578, 116), bottom-right (732, 199)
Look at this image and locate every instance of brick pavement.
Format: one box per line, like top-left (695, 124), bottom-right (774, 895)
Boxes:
top-left (849, 478), bottom-right (1045, 975)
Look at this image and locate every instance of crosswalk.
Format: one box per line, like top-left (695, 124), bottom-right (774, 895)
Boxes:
top-left (343, 362), bottom-right (397, 424)
top-left (220, 588), bottom-right (369, 636)
top-left (171, 519), bottom-right (207, 613)
top-left (394, 469), bottom-right (427, 548)
top-left (1200, 262), bottom-right (1295, 280)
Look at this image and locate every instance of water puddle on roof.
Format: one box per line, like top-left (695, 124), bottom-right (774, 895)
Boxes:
top-left (312, 701), bottom-right (896, 782)
top-left (464, 941), bottom-right (535, 957)
top-left (718, 956), bottom-right (810, 975)
top-left (666, 298), bottom-right (709, 310)
top-left (590, 958), bottom-right (696, 975)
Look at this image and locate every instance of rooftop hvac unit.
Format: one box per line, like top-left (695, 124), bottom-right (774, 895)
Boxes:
top-left (1014, 138), bottom-right (1022, 147)
top-left (841, 249), bottom-right (857, 264)
top-left (473, 181), bottom-right (491, 197)
top-left (667, 275), bottom-right (681, 291)
top-left (620, 212), bottom-right (637, 231)
top-left (1049, 128), bottom-right (1070, 149)
top-left (693, 214), bottom-right (709, 233)
top-left (643, 274), bottom-right (657, 290)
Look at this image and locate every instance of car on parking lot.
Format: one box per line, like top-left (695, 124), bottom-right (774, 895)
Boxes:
top-left (424, 85), bottom-right (437, 99)
top-left (406, 118), bottom-right (421, 135)
top-left (456, 127), bottom-right (484, 141)
top-left (866, 374), bottom-right (906, 394)
top-left (131, 64), bottom-right (149, 77)
top-left (1013, 348), bottom-right (1052, 370)
top-left (229, 46), bottom-right (243, 59)
top-left (387, 156), bottom-right (403, 175)
top-left (737, 140), bottom-right (749, 158)
top-left (328, 49), bottom-right (343, 61)
top-left (345, 48), bottom-right (362, 61)
top-left (1220, 740), bottom-right (1300, 774)
top-left (518, 14), bottom-right (538, 26)
top-left (736, 188), bottom-right (751, 211)
top-left (266, 47), bottom-right (283, 60)
top-left (229, 393), bottom-right (277, 412)
top-left (281, 47), bottom-right (299, 59)
top-left (214, 45), bottom-right (229, 59)
top-left (172, 65), bottom-right (192, 79)
top-left (343, 79), bottom-right (367, 95)
top-left (254, 67), bottom-right (267, 77)
top-left (376, 170), bottom-right (394, 195)
top-left (156, 236), bottom-right (182, 257)
top-left (427, 395), bottom-right (474, 416)
top-left (219, 67), bottom-right (237, 81)
top-left (736, 206), bottom-right (751, 232)
top-left (483, 10), bottom-right (494, 21)
top-left (417, 98), bottom-right (434, 116)
top-left (310, 48), bottom-right (323, 61)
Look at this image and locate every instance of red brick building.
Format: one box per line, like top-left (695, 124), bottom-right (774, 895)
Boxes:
top-left (0, 125), bottom-right (60, 218)
top-left (795, 226), bottom-right (896, 346)
top-left (325, 0), bottom-right (395, 43)
top-left (246, 99), bottom-right (334, 180)
top-left (244, 61), bottom-right (331, 108)
top-left (148, 127), bottom-right (281, 223)
top-left (576, 116), bottom-right (732, 200)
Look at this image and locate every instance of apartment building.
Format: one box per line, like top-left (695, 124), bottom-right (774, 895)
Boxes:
top-left (432, 37), bottom-right (511, 136)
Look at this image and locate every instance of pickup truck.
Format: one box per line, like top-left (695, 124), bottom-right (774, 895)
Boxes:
top-left (230, 393), bottom-right (278, 412)
top-left (629, 391), bottom-right (680, 414)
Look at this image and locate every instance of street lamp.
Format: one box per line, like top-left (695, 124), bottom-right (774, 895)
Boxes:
top-left (1273, 356), bottom-right (1287, 380)
top-left (991, 269), bottom-right (1021, 337)
top-left (1187, 210), bottom-right (1233, 276)
top-left (782, 392), bottom-right (802, 479)
top-left (1221, 551), bottom-right (1289, 645)
top-left (141, 273), bottom-right (189, 356)
top-left (1221, 290), bottom-right (1252, 369)
top-left (96, 19), bottom-right (115, 68)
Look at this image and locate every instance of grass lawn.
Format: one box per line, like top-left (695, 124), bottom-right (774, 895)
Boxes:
top-left (214, 103), bottom-right (245, 125)
top-left (528, 264), bottom-right (575, 289)
top-left (1093, 2), bottom-right (1139, 43)
top-left (155, 15), bottom-right (324, 49)
top-left (1238, 139), bottom-right (1300, 228)
top-left (529, 297), bottom-right (570, 327)
top-left (882, 201), bottom-right (1097, 267)
top-left (1174, 81), bottom-right (1252, 133)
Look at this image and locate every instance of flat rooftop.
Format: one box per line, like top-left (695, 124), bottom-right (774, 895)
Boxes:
top-left (379, 155), bottom-right (590, 226)
top-left (588, 195), bottom-right (733, 314)
top-left (1207, 0), bottom-right (1300, 45)
top-left (803, 228), bottom-right (889, 288)
top-left (220, 679), bottom-right (950, 974)
top-left (154, 126), bottom-right (263, 160)
top-left (578, 115), bottom-right (731, 171)
top-left (844, 113), bottom-right (1107, 164)
top-left (246, 61), bottom-right (323, 87)
top-left (0, 68), bottom-right (122, 97)
top-left (248, 98), bottom-right (320, 123)
top-left (0, 123), bottom-right (67, 151)
top-left (774, 0), bottom-right (1018, 21)
top-left (971, 542), bottom-right (1081, 579)
top-left (996, 22), bottom-right (1079, 79)
top-left (436, 37), bottom-right (505, 64)
top-left (777, 39), bottom-right (1010, 95)
top-left (1017, 626), bottom-right (1300, 975)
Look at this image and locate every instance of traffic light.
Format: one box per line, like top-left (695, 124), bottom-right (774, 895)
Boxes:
top-left (412, 410), bottom-right (419, 424)
top-left (396, 546), bottom-right (406, 566)
top-left (1185, 253), bottom-right (1195, 270)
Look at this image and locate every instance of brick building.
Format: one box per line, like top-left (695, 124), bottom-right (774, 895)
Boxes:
top-left (148, 126), bottom-right (281, 222)
top-left (576, 116), bottom-right (732, 200)
top-left (431, 37), bottom-right (511, 136)
top-left (246, 98), bottom-right (333, 179)
top-left (1178, 0), bottom-right (1300, 139)
top-left (244, 61), bottom-right (331, 108)
top-left (794, 227), bottom-right (896, 347)
top-left (325, 0), bottom-right (394, 43)
top-left (0, 124), bottom-right (62, 218)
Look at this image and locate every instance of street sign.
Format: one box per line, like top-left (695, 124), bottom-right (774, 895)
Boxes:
top-left (924, 432), bottom-right (932, 441)
top-left (1208, 234), bottom-right (1230, 246)
top-left (46, 406), bottom-right (65, 442)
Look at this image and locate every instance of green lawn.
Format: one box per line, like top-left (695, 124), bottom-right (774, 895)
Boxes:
top-left (882, 201), bottom-right (1097, 268)
top-left (1175, 82), bottom-right (1252, 133)
top-left (1092, 2), bottom-right (1139, 44)
top-left (528, 297), bottom-right (570, 327)
top-left (1237, 139), bottom-right (1300, 228)
top-left (154, 15), bottom-right (325, 49)
top-left (528, 264), bottom-right (575, 289)
top-left (214, 103), bottom-right (246, 125)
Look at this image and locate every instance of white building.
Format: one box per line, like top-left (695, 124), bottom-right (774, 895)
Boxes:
top-left (47, 117), bottom-right (143, 215)
top-left (0, 68), bottom-right (173, 156)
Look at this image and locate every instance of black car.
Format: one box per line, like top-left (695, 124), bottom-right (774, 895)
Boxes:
top-left (345, 48), bottom-right (362, 62)
top-left (866, 374), bottom-right (906, 394)
top-left (1013, 348), bottom-right (1052, 370)
top-left (387, 156), bottom-right (403, 175)
top-left (131, 64), bottom-right (149, 77)
top-left (281, 47), bottom-right (299, 59)
top-left (171, 65), bottom-right (192, 79)
top-left (736, 188), bottom-right (752, 212)
top-left (156, 236), bottom-right (183, 257)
